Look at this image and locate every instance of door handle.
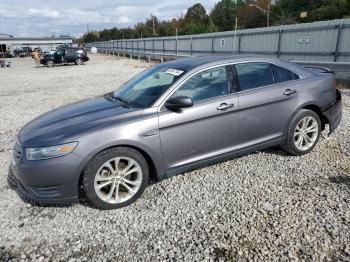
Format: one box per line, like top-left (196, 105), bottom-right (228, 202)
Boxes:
top-left (284, 89), bottom-right (297, 96)
top-left (217, 103), bottom-right (234, 111)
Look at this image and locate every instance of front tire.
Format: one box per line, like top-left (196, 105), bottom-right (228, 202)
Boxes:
top-left (82, 147), bottom-right (149, 210)
top-left (46, 60), bottom-right (54, 67)
top-left (282, 109), bottom-right (321, 156)
top-left (7, 169), bottom-right (17, 189)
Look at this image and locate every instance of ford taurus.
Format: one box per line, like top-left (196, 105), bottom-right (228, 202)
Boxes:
top-left (9, 55), bottom-right (342, 209)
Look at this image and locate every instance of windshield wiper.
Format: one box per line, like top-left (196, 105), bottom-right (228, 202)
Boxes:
top-left (112, 95), bottom-right (131, 106)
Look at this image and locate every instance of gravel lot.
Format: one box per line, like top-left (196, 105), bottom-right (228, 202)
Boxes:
top-left (0, 55), bottom-right (349, 261)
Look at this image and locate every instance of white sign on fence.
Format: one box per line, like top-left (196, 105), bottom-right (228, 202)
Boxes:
top-left (299, 35), bottom-right (311, 43)
top-left (220, 39), bottom-right (225, 47)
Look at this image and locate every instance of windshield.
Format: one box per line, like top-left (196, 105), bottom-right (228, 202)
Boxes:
top-left (114, 65), bottom-right (184, 108)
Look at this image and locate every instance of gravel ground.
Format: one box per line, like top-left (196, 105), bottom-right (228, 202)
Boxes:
top-left (0, 55), bottom-right (349, 261)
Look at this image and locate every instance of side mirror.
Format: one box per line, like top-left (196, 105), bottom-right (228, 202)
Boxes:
top-left (165, 96), bottom-right (193, 110)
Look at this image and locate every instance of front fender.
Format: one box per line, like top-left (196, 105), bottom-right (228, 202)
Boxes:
top-left (75, 134), bottom-right (165, 183)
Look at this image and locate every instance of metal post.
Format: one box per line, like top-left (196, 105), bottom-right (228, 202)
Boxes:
top-left (334, 20), bottom-right (344, 62)
top-left (152, 39), bottom-right (154, 53)
top-left (144, 40), bottom-right (146, 53)
top-left (277, 29), bottom-right (282, 57)
top-left (211, 36), bottom-right (214, 55)
top-left (190, 37), bottom-right (193, 56)
top-left (237, 34), bottom-right (241, 54)
top-left (162, 39), bottom-right (165, 54)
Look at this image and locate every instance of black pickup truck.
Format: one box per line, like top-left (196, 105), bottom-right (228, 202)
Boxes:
top-left (41, 48), bottom-right (89, 67)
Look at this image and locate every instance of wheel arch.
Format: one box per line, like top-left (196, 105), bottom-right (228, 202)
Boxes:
top-left (46, 59), bottom-right (55, 66)
top-left (78, 143), bottom-right (161, 193)
top-left (282, 102), bottom-right (327, 142)
top-left (301, 104), bottom-right (327, 130)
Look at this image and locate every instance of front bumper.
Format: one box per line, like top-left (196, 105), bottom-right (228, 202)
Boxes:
top-left (323, 90), bottom-right (342, 134)
top-left (9, 149), bottom-right (83, 205)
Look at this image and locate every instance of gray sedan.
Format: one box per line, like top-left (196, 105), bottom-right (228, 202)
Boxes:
top-left (9, 55), bottom-right (342, 209)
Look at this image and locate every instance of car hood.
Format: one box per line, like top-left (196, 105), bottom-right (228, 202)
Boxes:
top-left (43, 54), bottom-right (54, 59)
top-left (19, 95), bottom-right (141, 147)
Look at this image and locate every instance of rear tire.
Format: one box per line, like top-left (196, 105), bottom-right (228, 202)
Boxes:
top-left (82, 147), bottom-right (149, 210)
top-left (75, 58), bottom-right (83, 65)
top-left (282, 109), bottom-right (321, 156)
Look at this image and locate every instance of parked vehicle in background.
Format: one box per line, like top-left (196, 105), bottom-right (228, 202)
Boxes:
top-left (14, 47), bottom-right (32, 58)
top-left (0, 51), bottom-right (11, 58)
top-left (57, 44), bottom-right (71, 49)
top-left (40, 48), bottom-right (89, 67)
top-left (9, 55), bottom-right (342, 209)
top-left (33, 48), bottom-right (44, 56)
top-left (0, 60), bottom-right (11, 67)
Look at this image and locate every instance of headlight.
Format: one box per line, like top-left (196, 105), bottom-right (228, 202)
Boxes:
top-left (25, 142), bottom-right (78, 160)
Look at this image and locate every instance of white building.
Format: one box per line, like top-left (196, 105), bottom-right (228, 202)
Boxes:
top-left (0, 37), bottom-right (73, 52)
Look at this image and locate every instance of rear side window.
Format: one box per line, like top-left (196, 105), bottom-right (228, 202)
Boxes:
top-left (65, 49), bottom-right (75, 55)
top-left (271, 64), bottom-right (296, 83)
top-left (235, 63), bottom-right (274, 91)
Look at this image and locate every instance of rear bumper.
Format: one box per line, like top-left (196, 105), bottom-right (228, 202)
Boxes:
top-left (323, 90), bottom-right (342, 134)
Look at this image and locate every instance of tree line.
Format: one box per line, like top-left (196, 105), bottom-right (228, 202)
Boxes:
top-left (81, 0), bottom-right (350, 43)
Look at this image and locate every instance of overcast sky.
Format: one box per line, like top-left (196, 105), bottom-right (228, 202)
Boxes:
top-left (0, 0), bottom-right (218, 38)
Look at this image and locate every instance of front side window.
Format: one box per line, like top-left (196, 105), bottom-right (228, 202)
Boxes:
top-left (114, 66), bottom-right (184, 108)
top-left (56, 49), bottom-right (64, 56)
top-left (172, 66), bottom-right (229, 103)
top-left (235, 62), bottom-right (274, 91)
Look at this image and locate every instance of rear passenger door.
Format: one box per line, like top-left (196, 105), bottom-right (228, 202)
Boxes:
top-left (234, 62), bottom-right (300, 151)
top-left (64, 49), bottom-right (76, 62)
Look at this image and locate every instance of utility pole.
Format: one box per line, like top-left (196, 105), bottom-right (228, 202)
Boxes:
top-left (267, 1), bottom-right (270, 27)
top-left (175, 27), bottom-right (178, 54)
top-left (249, 1), bottom-right (271, 27)
top-left (233, 0), bottom-right (238, 54)
top-left (152, 17), bottom-right (155, 36)
top-left (233, 17), bottom-right (238, 54)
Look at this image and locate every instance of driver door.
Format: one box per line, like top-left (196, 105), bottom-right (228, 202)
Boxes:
top-left (54, 49), bottom-right (64, 63)
top-left (158, 65), bottom-right (238, 174)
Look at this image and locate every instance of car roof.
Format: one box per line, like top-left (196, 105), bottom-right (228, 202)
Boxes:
top-left (159, 54), bottom-right (311, 76)
top-left (159, 54), bottom-right (264, 71)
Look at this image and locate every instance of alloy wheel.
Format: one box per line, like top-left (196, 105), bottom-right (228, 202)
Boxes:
top-left (94, 157), bottom-right (142, 204)
top-left (293, 116), bottom-right (319, 151)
